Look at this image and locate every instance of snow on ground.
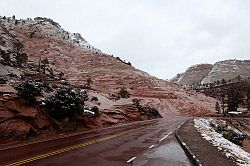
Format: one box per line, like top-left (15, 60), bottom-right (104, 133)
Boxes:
top-left (0, 16), bottom-right (101, 53)
top-left (194, 118), bottom-right (250, 166)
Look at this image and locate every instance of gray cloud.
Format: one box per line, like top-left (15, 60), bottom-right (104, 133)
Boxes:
top-left (1, 0), bottom-right (250, 79)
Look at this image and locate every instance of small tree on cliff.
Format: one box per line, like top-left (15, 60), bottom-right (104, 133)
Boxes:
top-left (236, 75), bottom-right (241, 82)
top-left (41, 58), bottom-right (49, 74)
top-left (215, 101), bottom-right (220, 113)
top-left (85, 77), bottom-right (93, 88)
top-left (0, 50), bottom-right (11, 64)
top-left (221, 79), bottom-right (226, 85)
top-left (15, 53), bottom-right (28, 66)
top-left (118, 87), bottom-right (130, 98)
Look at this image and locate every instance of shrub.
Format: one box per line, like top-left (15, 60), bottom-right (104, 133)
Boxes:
top-left (222, 130), bottom-right (247, 146)
top-left (15, 53), bottom-right (28, 66)
top-left (85, 77), bottom-right (93, 88)
top-left (41, 58), bottom-right (49, 74)
top-left (15, 80), bottom-right (42, 104)
top-left (44, 87), bottom-right (85, 121)
top-left (147, 108), bottom-right (162, 118)
top-left (118, 87), bottom-right (130, 98)
top-left (28, 32), bottom-right (35, 38)
top-left (90, 106), bottom-right (100, 116)
top-left (215, 101), bottom-right (220, 113)
top-left (91, 96), bottom-right (98, 101)
top-left (0, 76), bottom-right (7, 84)
top-left (0, 50), bottom-right (11, 64)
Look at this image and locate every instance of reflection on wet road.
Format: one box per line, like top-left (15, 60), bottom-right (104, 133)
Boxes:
top-left (133, 134), bottom-right (190, 166)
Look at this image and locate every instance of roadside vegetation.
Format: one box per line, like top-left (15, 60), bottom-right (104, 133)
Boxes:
top-left (189, 76), bottom-right (250, 115)
top-left (15, 80), bottom-right (42, 104)
top-left (44, 87), bottom-right (87, 120)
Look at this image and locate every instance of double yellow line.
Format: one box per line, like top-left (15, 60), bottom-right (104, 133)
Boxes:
top-left (6, 126), bottom-right (149, 166)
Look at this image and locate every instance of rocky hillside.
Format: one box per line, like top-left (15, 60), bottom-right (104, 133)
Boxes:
top-left (171, 60), bottom-right (250, 85)
top-left (171, 64), bottom-right (213, 85)
top-left (0, 16), bottom-right (216, 145)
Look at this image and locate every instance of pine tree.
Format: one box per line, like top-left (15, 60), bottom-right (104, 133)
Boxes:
top-left (215, 101), bottom-right (220, 113)
top-left (85, 77), bottom-right (93, 88)
top-left (118, 87), bottom-right (130, 98)
top-left (226, 86), bottom-right (242, 112)
top-left (247, 86), bottom-right (250, 111)
top-left (236, 75), bottom-right (241, 82)
top-left (0, 50), bottom-right (11, 64)
top-left (41, 58), bottom-right (49, 74)
top-left (221, 79), bottom-right (226, 85)
top-left (15, 53), bottom-right (28, 66)
top-left (221, 93), bottom-right (225, 114)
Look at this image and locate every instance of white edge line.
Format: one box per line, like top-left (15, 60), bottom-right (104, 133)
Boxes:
top-left (159, 130), bottom-right (174, 142)
top-left (127, 157), bottom-right (136, 163)
top-left (177, 120), bottom-right (186, 130)
top-left (149, 145), bottom-right (155, 149)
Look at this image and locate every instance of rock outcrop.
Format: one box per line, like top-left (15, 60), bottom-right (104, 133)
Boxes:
top-left (201, 60), bottom-right (250, 84)
top-left (171, 64), bottom-right (213, 85)
top-left (171, 60), bottom-right (250, 85)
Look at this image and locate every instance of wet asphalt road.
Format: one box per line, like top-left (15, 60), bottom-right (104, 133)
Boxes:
top-left (1, 116), bottom-right (191, 166)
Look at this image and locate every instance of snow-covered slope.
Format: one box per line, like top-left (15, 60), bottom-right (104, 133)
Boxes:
top-left (0, 16), bottom-right (101, 53)
top-left (171, 64), bottom-right (213, 85)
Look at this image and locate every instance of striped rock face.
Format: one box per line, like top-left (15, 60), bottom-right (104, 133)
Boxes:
top-left (0, 16), bottom-right (217, 144)
top-left (171, 60), bottom-right (250, 85)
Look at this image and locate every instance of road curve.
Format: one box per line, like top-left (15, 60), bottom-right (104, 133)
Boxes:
top-left (1, 116), bottom-right (191, 166)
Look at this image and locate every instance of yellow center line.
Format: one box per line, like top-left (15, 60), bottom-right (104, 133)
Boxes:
top-left (6, 125), bottom-right (149, 166)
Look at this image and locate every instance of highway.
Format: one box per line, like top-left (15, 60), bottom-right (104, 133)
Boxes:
top-left (0, 116), bottom-right (191, 166)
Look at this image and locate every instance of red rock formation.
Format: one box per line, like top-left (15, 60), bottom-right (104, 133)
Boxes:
top-left (0, 16), bottom-right (217, 145)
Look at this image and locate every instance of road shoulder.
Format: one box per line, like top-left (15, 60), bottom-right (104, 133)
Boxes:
top-left (176, 119), bottom-right (237, 166)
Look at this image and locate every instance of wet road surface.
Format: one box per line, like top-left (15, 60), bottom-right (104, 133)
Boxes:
top-left (1, 116), bottom-right (191, 166)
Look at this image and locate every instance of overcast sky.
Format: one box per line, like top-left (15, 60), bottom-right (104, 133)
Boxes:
top-left (1, 0), bottom-right (250, 79)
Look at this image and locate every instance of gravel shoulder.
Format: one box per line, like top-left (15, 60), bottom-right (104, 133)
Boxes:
top-left (177, 119), bottom-right (237, 166)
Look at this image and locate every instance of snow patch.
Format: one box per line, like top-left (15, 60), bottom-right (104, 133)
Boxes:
top-left (194, 118), bottom-right (250, 166)
top-left (84, 110), bottom-right (95, 115)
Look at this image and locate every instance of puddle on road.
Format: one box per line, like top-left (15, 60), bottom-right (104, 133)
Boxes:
top-left (133, 139), bottom-right (191, 166)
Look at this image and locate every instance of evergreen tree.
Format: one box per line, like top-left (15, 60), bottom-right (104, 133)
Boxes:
top-left (221, 79), bottom-right (226, 85)
top-left (85, 77), bottom-right (93, 88)
top-left (15, 81), bottom-right (42, 104)
top-left (226, 86), bottom-right (242, 112)
top-left (220, 93), bottom-right (225, 113)
top-left (236, 75), bottom-right (241, 82)
top-left (118, 87), bottom-right (130, 98)
top-left (41, 58), bottom-right (49, 74)
top-left (215, 101), bottom-right (220, 113)
top-left (0, 50), bottom-right (11, 64)
top-left (247, 86), bottom-right (250, 111)
top-left (44, 87), bottom-right (85, 120)
top-left (15, 53), bottom-right (28, 66)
